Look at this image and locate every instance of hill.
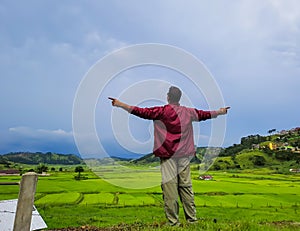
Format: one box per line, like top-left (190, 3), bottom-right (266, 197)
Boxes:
top-left (84, 156), bottom-right (132, 166)
top-left (0, 127), bottom-right (299, 172)
top-left (132, 147), bottom-right (221, 165)
top-left (131, 153), bottom-right (160, 164)
top-left (211, 127), bottom-right (300, 172)
top-left (131, 127), bottom-right (300, 173)
top-left (0, 152), bottom-right (84, 165)
top-left (219, 127), bottom-right (300, 157)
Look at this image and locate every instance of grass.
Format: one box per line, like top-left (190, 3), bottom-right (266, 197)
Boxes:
top-left (35, 192), bottom-right (82, 205)
top-left (80, 192), bottom-right (114, 205)
top-left (1, 166), bottom-right (300, 230)
top-left (37, 205), bottom-right (300, 230)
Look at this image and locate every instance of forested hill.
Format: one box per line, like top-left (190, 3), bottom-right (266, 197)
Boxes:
top-left (132, 127), bottom-right (300, 172)
top-left (1, 127), bottom-right (299, 168)
top-left (219, 127), bottom-right (300, 157)
top-left (0, 152), bottom-right (84, 165)
top-left (210, 127), bottom-right (300, 172)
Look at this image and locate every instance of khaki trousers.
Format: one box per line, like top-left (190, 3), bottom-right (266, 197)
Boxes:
top-left (160, 157), bottom-right (197, 225)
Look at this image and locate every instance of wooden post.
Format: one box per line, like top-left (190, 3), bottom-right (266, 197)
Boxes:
top-left (13, 172), bottom-right (38, 231)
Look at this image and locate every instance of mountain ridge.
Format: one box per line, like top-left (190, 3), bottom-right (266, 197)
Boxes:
top-left (0, 152), bottom-right (84, 165)
top-left (0, 127), bottom-right (299, 170)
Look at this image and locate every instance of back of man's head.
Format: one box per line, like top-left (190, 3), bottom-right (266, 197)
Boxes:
top-left (168, 86), bottom-right (182, 103)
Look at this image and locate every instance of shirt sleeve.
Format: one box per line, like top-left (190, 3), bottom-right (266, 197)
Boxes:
top-left (193, 109), bottom-right (218, 121)
top-left (130, 106), bottom-right (164, 120)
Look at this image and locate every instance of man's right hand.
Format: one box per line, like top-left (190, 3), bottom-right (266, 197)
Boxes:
top-left (108, 97), bottom-right (119, 107)
top-left (108, 97), bottom-right (132, 112)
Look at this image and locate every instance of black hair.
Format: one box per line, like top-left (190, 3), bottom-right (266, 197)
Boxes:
top-left (167, 86), bottom-right (182, 103)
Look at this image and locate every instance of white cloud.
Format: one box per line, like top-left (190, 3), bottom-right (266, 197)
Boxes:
top-left (9, 127), bottom-right (73, 139)
top-left (0, 126), bottom-right (77, 154)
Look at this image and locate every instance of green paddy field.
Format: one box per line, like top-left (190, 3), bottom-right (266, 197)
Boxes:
top-left (1, 165), bottom-right (300, 230)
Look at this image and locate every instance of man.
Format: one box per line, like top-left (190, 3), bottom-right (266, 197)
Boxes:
top-left (109, 86), bottom-right (229, 226)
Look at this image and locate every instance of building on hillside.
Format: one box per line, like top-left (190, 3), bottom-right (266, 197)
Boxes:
top-left (252, 144), bottom-right (260, 150)
top-left (269, 142), bottom-right (277, 150)
top-left (199, 175), bottom-right (213, 180)
top-left (278, 146), bottom-right (296, 151)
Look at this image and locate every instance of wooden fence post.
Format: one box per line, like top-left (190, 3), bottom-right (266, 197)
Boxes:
top-left (13, 172), bottom-right (38, 231)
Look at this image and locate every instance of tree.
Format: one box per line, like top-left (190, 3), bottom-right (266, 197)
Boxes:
top-left (268, 129), bottom-right (276, 135)
top-left (36, 164), bottom-right (48, 174)
top-left (75, 166), bottom-right (84, 179)
top-left (251, 155), bottom-right (266, 166)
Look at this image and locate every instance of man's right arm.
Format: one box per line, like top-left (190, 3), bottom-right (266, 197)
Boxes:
top-left (108, 97), bottom-right (163, 120)
top-left (108, 97), bottom-right (133, 112)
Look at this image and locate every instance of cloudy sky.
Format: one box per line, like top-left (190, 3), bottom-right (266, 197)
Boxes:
top-left (1, 0), bottom-right (299, 158)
